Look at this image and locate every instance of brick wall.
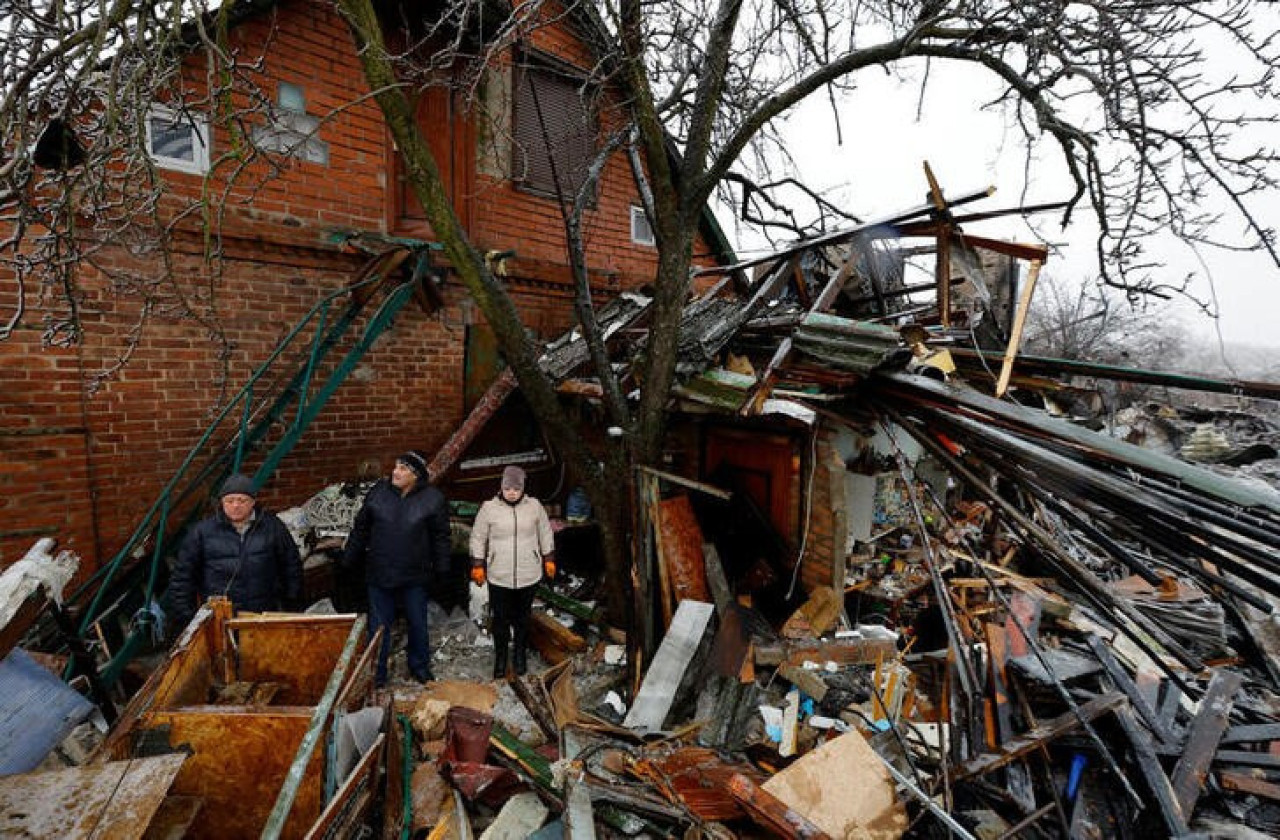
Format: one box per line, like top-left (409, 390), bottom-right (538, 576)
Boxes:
top-left (0, 0), bottom-right (728, 582)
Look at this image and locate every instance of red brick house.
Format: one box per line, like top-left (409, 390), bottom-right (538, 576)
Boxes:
top-left (0, 0), bottom-right (731, 575)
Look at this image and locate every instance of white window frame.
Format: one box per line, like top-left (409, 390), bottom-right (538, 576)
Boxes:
top-left (145, 106), bottom-right (210, 175)
top-left (630, 205), bottom-right (655, 246)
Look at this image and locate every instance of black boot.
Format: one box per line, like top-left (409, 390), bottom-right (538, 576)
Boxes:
top-left (493, 638), bottom-right (508, 680)
top-left (513, 628), bottom-right (528, 676)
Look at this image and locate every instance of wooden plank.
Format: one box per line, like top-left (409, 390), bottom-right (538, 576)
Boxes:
top-left (1115, 707), bottom-right (1188, 837)
top-left (623, 600), bottom-right (715, 732)
top-left (703, 543), bottom-right (734, 617)
top-left (642, 475), bottom-right (673, 629)
top-left (995, 260), bottom-right (1042, 399)
top-left (1222, 723), bottom-right (1280, 744)
top-left (754, 637), bottom-right (898, 668)
top-left (1158, 679), bottom-right (1182, 735)
top-left (1171, 669), bottom-right (1243, 819)
top-left (780, 689), bottom-right (800, 758)
top-left (1087, 635), bottom-right (1174, 743)
top-left (428, 368), bottom-right (517, 481)
top-left (950, 692), bottom-right (1127, 781)
top-left (527, 610), bottom-right (588, 666)
top-left (1214, 750), bottom-right (1280, 770)
top-left (923, 162), bottom-right (953, 328)
top-left (1219, 770), bottom-right (1280, 802)
top-left (0, 754), bottom-right (186, 840)
top-left (636, 466), bottom-right (732, 500)
top-left (778, 663), bottom-right (829, 702)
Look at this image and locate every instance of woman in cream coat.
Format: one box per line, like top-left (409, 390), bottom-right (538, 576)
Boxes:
top-left (469, 466), bottom-right (556, 678)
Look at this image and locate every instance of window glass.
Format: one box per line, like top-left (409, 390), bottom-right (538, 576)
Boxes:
top-left (146, 109), bottom-right (208, 174)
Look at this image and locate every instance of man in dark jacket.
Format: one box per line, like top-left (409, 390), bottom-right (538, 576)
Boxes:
top-left (343, 450), bottom-right (451, 686)
top-left (169, 473), bottom-right (304, 634)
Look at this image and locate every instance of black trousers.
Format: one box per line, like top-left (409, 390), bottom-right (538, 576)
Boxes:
top-left (490, 582), bottom-right (537, 655)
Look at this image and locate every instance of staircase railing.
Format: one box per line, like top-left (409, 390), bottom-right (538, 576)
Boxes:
top-left (65, 245), bottom-right (434, 687)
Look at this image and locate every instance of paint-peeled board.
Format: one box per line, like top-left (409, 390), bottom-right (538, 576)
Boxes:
top-left (0, 753), bottom-right (186, 839)
top-left (624, 600), bottom-right (714, 732)
top-left (0, 647), bottom-right (95, 774)
top-left (761, 727), bottom-right (908, 838)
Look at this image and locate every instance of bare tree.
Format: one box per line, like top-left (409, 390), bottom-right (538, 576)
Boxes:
top-left (0, 0), bottom-right (341, 389)
top-left (1025, 272), bottom-right (1188, 367)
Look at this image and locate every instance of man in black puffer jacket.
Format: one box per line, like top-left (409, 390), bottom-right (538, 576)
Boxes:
top-left (343, 450), bottom-right (451, 686)
top-left (169, 473), bottom-right (304, 634)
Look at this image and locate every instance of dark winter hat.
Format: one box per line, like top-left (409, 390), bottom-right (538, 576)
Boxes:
top-left (398, 450), bottom-right (430, 482)
top-left (501, 465), bottom-right (526, 492)
top-left (219, 473), bottom-right (257, 499)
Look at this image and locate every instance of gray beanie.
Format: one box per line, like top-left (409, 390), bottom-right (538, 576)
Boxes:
top-left (219, 473), bottom-right (257, 498)
top-left (501, 465), bottom-right (526, 492)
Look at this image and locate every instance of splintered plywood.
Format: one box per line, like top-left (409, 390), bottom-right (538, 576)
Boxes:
top-left (142, 708), bottom-right (320, 840)
top-left (233, 616), bottom-right (357, 705)
top-left (761, 728), bottom-right (908, 839)
top-left (654, 496), bottom-right (711, 607)
top-left (0, 753), bottom-right (185, 839)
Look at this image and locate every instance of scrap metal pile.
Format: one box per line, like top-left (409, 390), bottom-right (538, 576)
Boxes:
top-left (402, 185), bottom-right (1280, 838)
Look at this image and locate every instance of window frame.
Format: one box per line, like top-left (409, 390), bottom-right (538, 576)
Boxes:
top-left (145, 106), bottom-right (210, 175)
top-left (630, 205), bottom-right (656, 246)
top-left (511, 53), bottom-right (599, 205)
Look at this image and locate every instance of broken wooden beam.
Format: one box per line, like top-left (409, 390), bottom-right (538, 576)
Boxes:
top-left (777, 663), bottom-right (829, 703)
top-left (1171, 669), bottom-right (1243, 819)
top-left (754, 637), bottom-right (898, 668)
top-left (1115, 706), bottom-right (1189, 837)
top-left (1219, 770), bottom-right (1280, 802)
top-left (1087, 635), bottom-right (1175, 743)
top-left (949, 692), bottom-right (1127, 781)
top-left (527, 610), bottom-right (588, 666)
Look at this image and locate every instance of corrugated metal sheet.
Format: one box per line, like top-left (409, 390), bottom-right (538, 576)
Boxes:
top-left (794, 313), bottom-right (909, 375)
top-left (0, 648), bottom-right (94, 775)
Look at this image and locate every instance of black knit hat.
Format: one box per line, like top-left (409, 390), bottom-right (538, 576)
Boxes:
top-left (219, 473), bottom-right (257, 498)
top-left (398, 450), bottom-right (430, 482)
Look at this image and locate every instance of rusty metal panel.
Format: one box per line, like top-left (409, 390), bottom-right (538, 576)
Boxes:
top-left (0, 754), bottom-right (185, 839)
top-left (635, 747), bottom-right (766, 821)
top-left (653, 495), bottom-right (710, 605)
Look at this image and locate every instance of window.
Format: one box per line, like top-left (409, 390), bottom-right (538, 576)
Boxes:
top-left (251, 83), bottom-right (329, 165)
top-left (512, 59), bottom-right (597, 202)
top-left (146, 107), bottom-right (209, 174)
top-left (630, 205), bottom-right (655, 246)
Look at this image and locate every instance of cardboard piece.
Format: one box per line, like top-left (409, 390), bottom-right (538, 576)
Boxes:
top-left (761, 728), bottom-right (907, 839)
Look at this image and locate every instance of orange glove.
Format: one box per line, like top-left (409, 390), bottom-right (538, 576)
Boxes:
top-left (470, 564), bottom-right (487, 586)
top-left (543, 558), bottom-right (556, 579)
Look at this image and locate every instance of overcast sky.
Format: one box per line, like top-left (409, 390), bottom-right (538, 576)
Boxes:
top-left (721, 60), bottom-right (1280, 371)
